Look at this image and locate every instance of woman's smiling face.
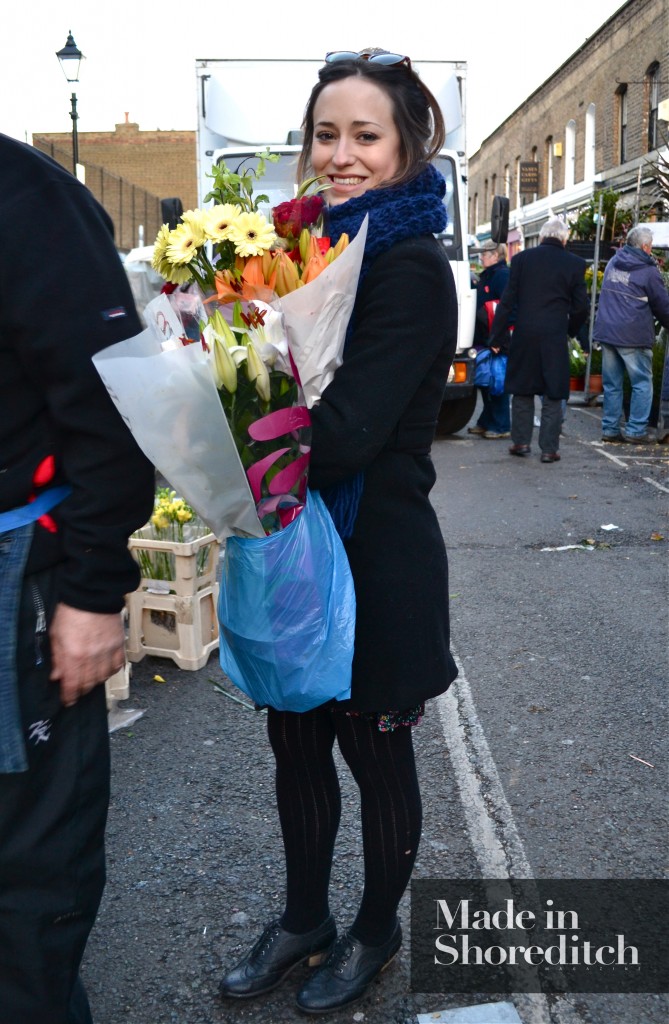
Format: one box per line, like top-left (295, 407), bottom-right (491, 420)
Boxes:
top-left (311, 76), bottom-right (401, 206)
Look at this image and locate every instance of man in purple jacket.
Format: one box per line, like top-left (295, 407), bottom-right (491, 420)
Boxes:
top-left (594, 226), bottom-right (669, 444)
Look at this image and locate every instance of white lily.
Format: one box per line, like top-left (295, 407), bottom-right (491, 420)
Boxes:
top-left (210, 331), bottom-right (239, 394)
top-left (246, 340), bottom-right (271, 403)
top-left (246, 301), bottom-right (290, 373)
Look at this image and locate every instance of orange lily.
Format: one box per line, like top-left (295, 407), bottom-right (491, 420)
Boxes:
top-left (301, 252), bottom-right (328, 286)
top-left (243, 254), bottom-right (277, 293)
top-left (272, 250), bottom-right (301, 296)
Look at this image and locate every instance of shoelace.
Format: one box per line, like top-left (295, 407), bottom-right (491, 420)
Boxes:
top-left (325, 934), bottom-right (356, 975)
top-left (251, 921), bottom-right (282, 960)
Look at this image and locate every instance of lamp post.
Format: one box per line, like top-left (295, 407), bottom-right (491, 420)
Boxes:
top-left (56, 31), bottom-right (84, 176)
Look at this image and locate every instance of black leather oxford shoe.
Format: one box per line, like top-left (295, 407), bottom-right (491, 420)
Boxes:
top-left (296, 920), bottom-right (402, 1014)
top-left (219, 915), bottom-right (336, 999)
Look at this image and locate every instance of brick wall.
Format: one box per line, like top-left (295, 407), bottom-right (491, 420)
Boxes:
top-left (468, 0), bottom-right (669, 236)
top-left (34, 119), bottom-right (197, 214)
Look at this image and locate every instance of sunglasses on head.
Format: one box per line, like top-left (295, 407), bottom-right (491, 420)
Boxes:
top-left (325, 51), bottom-right (412, 70)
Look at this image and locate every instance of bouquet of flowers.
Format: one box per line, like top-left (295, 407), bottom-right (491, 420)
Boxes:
top-left (93, 152), bottom-right (366, 710)
top-left (95, 151), bottom-right (365, 537)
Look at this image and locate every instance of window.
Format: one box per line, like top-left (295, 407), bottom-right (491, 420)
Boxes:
top-left (617, 85), bottom-right (628, 164)
top-left (531, 146), bottom-right (538, 200)
top-left (515, 155), bottom-right (521, 207)
top-left (491, 172), bottom-right (497, 198)
top-left (484, 178), bottom-right (489, 216)
top-left (584, 104), bottom-right (596, 181)
top-left (565, 120), bottom-right (576, 188)
top-left (503, 164), bottom-right (510, 197)
top-left (432, 154), bottom-right (462, 251)
top-left (647, 62), bottom-right (660, 150)
top-left (545, 137), bottom-right (554, 195)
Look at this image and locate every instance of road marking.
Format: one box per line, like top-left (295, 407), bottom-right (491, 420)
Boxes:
top-left (437, 654), bottom-right (531, 877)
top-left (437, 651), bottom-right (582, 1024)
top-left (569, 406), bottom-right (601, 421)
top-left (582, 440), bottom-right (628, 467)
top-left (582, 439), bottom-right (669, 485)
top-left (643, 476), bottom-right (669, 493)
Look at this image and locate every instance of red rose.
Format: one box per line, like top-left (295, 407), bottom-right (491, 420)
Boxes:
top-left (272, 195), bottom-right (325, 239)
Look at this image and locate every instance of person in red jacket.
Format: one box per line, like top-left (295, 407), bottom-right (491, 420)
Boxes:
top-left (0, 133), bottom-right (155, 1024)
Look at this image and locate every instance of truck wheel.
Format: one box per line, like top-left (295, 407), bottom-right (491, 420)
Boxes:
top-left (436, 394), bottom-right (477, 436)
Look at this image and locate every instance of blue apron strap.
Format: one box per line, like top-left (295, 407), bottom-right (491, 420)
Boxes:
top-left (0, 485), bottom-right (72, 534)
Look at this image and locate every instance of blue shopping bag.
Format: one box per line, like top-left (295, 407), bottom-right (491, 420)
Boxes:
top-left (218, 489), bottom-right (354, 712)
top-left (489, 353), bottom-right (508, 396)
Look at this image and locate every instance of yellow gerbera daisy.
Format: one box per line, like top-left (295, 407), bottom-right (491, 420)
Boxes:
top-left (180, 209), bottom-right (207, 246)
top-left (166, 222), bottom-right (201, 265)
top-left (157, 258), bottom-right (193, 285)
top-left (151, 224), bottom-right (171, 272)
top-left (204, 204), bottom-right (241, 242)
top-left (227, 212), bottom-right (276, 258)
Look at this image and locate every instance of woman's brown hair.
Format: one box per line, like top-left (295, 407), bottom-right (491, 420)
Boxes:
top-left (297, 56), bottom-right (446, 187)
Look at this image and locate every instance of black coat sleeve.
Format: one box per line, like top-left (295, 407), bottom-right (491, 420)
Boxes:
top-left (309, 237), bottom-right (457, 488)
top-left (2, 169), bottom-right (155, 612)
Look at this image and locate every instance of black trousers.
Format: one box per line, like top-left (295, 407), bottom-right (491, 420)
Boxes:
top-left (0, 568), bottom-right (110, 1024)
top-left (511, 394), bottom-right (563, 453)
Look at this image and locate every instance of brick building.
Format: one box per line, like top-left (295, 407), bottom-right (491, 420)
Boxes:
top-left (33, 116), bottom-right (197, 252)
top-left (468, 0), bottom-right (669, 250)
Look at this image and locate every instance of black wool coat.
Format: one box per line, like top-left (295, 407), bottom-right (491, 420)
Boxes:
top-left (0, 134), bottom-right (155, 612)
top-left (489, 238), bottom-right (588, 399)
top-left (308, 235), bottom-right (459, 712)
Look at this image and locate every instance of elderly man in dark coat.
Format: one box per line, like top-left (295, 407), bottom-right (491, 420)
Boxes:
top-left (489, 217), bottom-right (588, 462)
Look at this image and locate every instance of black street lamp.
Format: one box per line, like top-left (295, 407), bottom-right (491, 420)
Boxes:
top-left (56, 31), bottom-right (84, 176)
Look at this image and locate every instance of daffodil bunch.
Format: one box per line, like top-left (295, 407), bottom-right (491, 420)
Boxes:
top-left (132, 488), bottom-right (212, 581)
top-left (150, 488), bottom-right (196, 537)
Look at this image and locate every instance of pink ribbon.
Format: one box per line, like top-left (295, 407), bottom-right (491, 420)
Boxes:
top-left (247, 405), bottom-right (311, 441)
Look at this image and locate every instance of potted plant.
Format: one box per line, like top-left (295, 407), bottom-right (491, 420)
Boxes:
top-left (569, 338), bottom-right (587, 390)
top-left (588, 345), bottom-right (603, 393)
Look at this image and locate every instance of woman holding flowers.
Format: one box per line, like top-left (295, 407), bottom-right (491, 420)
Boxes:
top-left (220, 49), bottom-right (459, 1013)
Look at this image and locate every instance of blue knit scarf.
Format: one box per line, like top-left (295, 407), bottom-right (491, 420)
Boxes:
top-left (318, 164), bottom-right (447, 538)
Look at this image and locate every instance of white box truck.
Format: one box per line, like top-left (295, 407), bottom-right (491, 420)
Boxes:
top-left (196, 58), bottom-right (479, 433)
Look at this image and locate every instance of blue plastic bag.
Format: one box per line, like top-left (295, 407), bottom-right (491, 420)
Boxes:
top-left (489, 353), bottom-right (508, 396)
top-left (474, 348), bottom-right (492, 387)
top-left (218, 489), bottom-right (354, 712)
top-left (474, 349), bottom-right (507, 395)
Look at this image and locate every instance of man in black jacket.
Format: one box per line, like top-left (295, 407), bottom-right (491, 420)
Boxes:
top-left (0, 134), bottom-right (155, 1024)
top-left (489, 217), bottom-right (588, 462)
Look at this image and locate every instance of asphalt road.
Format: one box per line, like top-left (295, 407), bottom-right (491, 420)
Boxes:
top-left (83, 396), bottom-right (668, 1024)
